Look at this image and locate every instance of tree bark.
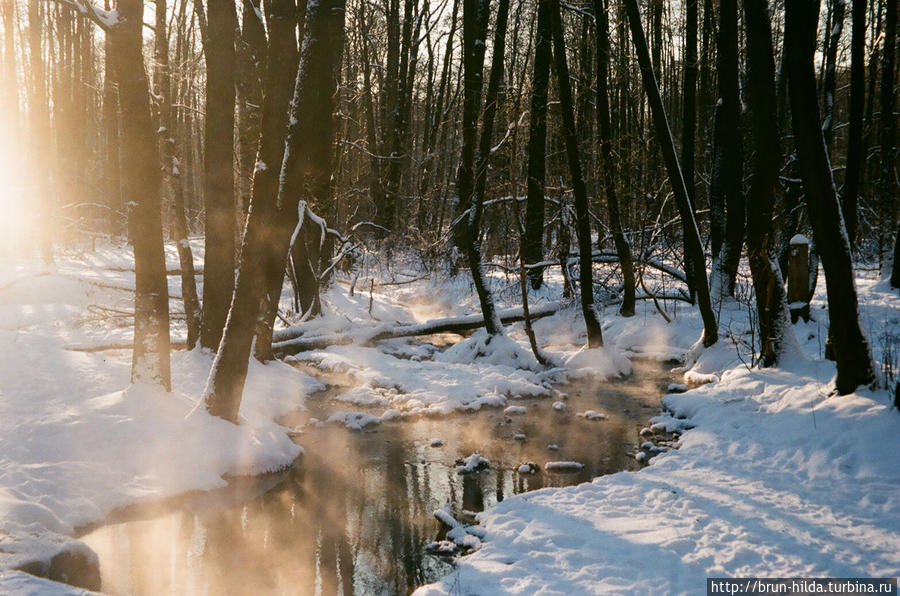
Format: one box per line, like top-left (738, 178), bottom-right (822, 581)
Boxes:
top-left (28, 0), bottom-right (54, 262)
top-left (204, 0), bottom-right (299, 389)
top-left (623, 0), bottom-right (718, 346)
top-left (452, 0), bottom-right (490, 254)
top-left (199, 0), bottom-right (238, 351)
top-left (709, 0), bottom-right (744, 298)
top-left (785, 0), bottom-right (875, 394)
top-left (523, 0), bottom-right (552, 290)
top-left (547, 0), bottom-right (603, 347)
top-left (880, 0), bottom-right (898, 286)
top-left (465, 0), bottom-right (511, 336)
top-left (154, 0), bottom-right (201, 349)
top-left (594, 0), bottom-right (635, 316)
top-left (743, 0), bottom-right (793, 367)
top-left (205, 0), bottom-right (347, 422)
top-left (110, 0), bottom-right (172, 389)
top-left (822, 0), bottom-right (845, 150)
top-left (842, 0), bottom-right (865, 247)
top-left (681, 0), bottom-right (699, 302)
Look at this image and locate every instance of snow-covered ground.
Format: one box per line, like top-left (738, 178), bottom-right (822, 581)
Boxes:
top-left (2, 238), bottom-right (898, 594)
top-left (0, 241), bottom-right (320, 592)
top-left (415, 274), bottom-right (900, 595)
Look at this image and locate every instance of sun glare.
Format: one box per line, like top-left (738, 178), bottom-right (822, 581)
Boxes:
top-left (0, 117), bottom-right (34, 260)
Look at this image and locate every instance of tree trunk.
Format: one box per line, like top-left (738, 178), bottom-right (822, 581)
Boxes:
top-left (206, 0), bottom-right (300, 372)
top-left (456, 0), bottom-right (503, 334)
top-left (235, 0), bottom-right (266, 239)
top-left (110, 0), bottom-right (172, 390)
top-left (880, 0), bottom-right (898, 284)
top-left (199, 0), bottom-right (238, 351)
top-left (102, 0), bottom-right (123, 237)
top-left (681, 0), bottom-right (699, 302)
top-left (453, 0), bottom-right (489, 253)
top-left (28, 0), bottom-right (54, 262)
top-left (523, 0), bottom-right (552, 290)
top-left (822, 0), bottom-right (845, 150)
top-left (206, 0), bottom-right (345, 422)
top-left (623, 0), bottom-right (718, 346)
top-left (710, 0), bottom-right (744, 298)
top-left (547, 0), bottom-right (603, 347)
top-left (154, 0), bottom-right (201, 349)
top-left (743, 0), bottom-right (793, 367)
top-left (785, 0), bottom-right (875, 394)
top-left (594, 0), bottom-right (635, 316)
top-left (842, 0), bottom-right (866, 247)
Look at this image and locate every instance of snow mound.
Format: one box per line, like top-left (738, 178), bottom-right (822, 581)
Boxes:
top-left (436, 330), bottom-right (542, 372)
top-left (456, 454), bottom-right (490, 474)
top-left (577, 410), bottom-right (608, 420)
top-left (563, 346), bottom-right (633, 378)
top-left (544, 461), bottom-right (585, 472)
top-left (327, 411), bottom-right (381, 430)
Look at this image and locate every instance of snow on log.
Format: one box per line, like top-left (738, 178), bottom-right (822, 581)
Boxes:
top-left (272, 300), bottom-right (567, 355)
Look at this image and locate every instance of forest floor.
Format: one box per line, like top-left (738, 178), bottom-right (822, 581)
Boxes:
top-left (0, 239), bottom-right (898, 593)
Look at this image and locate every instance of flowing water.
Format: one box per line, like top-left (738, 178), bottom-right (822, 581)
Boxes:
top-left (80, 360), bottom-right (674, 595)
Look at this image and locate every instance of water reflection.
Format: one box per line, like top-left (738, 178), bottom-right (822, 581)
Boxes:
top-left (81, 361), bottom-right (670, 595)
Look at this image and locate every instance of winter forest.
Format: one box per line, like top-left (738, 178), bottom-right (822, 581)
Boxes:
top-left (0, 0), bottom-right (898, 592)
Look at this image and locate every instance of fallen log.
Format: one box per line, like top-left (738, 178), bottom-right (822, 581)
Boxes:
top-left (272, 300), bottom-right (568, 356)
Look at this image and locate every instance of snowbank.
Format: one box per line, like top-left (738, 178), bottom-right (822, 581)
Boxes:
top-left (0, 249), bottom-right (318, 591)
top-left (415, 275), bottom-right (900, 595)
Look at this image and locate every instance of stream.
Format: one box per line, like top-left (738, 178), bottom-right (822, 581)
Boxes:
top-left (79, 359), bottom-right (675, 595)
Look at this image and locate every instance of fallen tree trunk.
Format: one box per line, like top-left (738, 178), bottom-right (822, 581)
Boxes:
top-left (272, 300), bottom-right (567, 355)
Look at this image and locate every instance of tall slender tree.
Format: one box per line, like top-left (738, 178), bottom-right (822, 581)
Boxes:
top-left (743, 0), bottom-right (794, 366)
top-left (842, 0), bottom-right (866, 247)
top-left (523, 0), bottom-right (552, 290)
top-left (594, 0), bottom-right (635, 316)
top-left (198, 0), bottom-right (238, 351)
top-left (547, 0), bottom-right (603, 347)
top-left (880, 0), bottom-right (898, 286)
top-left (623, 0), bottom-right (718, 346)
top-left (681, 0), bottom-right (699, 301)
top-left (709, 0), bottom-right (744, 298)
top-left (206, 0), bottom-right (347, 422)
top-left (785, 0), bottom-right (875, 394)
top-left (465, 0), bottom-right (512, 336)
top-left (203, 0), bottom-right (302, 418)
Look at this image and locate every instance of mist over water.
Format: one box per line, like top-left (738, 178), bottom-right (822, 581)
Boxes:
top-left (82, 361), bottom-right (672, 595)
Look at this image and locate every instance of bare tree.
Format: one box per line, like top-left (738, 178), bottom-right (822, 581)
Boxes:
top-left (205, 0), bottom-right (347, 422)
top-left (743, 0), bottom-right (793, 366)
top-left (198, 0), bottom-right (238, 351)
top-left (623, 0), bottom-right (718, 347)
top-left (523, 0), bottom-right (552, 290)
top-left (842, 0), bottom-right (866, 247)
top-left (785, 0), bottom-right (875, 394)
top-left (594, 0), bottom-right (635, 316)
top-left (547, 0), bottom-right (603, 347)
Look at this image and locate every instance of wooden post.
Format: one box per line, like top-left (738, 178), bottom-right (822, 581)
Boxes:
top-left (788, 234), bottom-right (810, 322)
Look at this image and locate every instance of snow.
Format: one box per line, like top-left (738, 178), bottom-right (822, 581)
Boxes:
top-left (503, 405), bottom-right (526, 415)
top-left (0, 244), bottom-right (319, 591)
top-left (327, 410), bottom-right (381, 430)
top-left (544, 461), bottom-right (585, 472)
top-left (415, 270), bottom-right (900, 596)
top-left (790, 234), bottom-right (810, 245)
top-left (517, 462), bottom-right (538, 474)
top-left (456, 454), bottom-right (490, 474)
top-left (576, 410), bottom-right (608, 420)
top-left (0, 572), bottom-right (98, 595)
top-left (4, 238), bottom-right (898, 594)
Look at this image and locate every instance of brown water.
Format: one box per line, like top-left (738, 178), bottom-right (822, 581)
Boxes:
top-left (80, 360), bottom-right (673, 596)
